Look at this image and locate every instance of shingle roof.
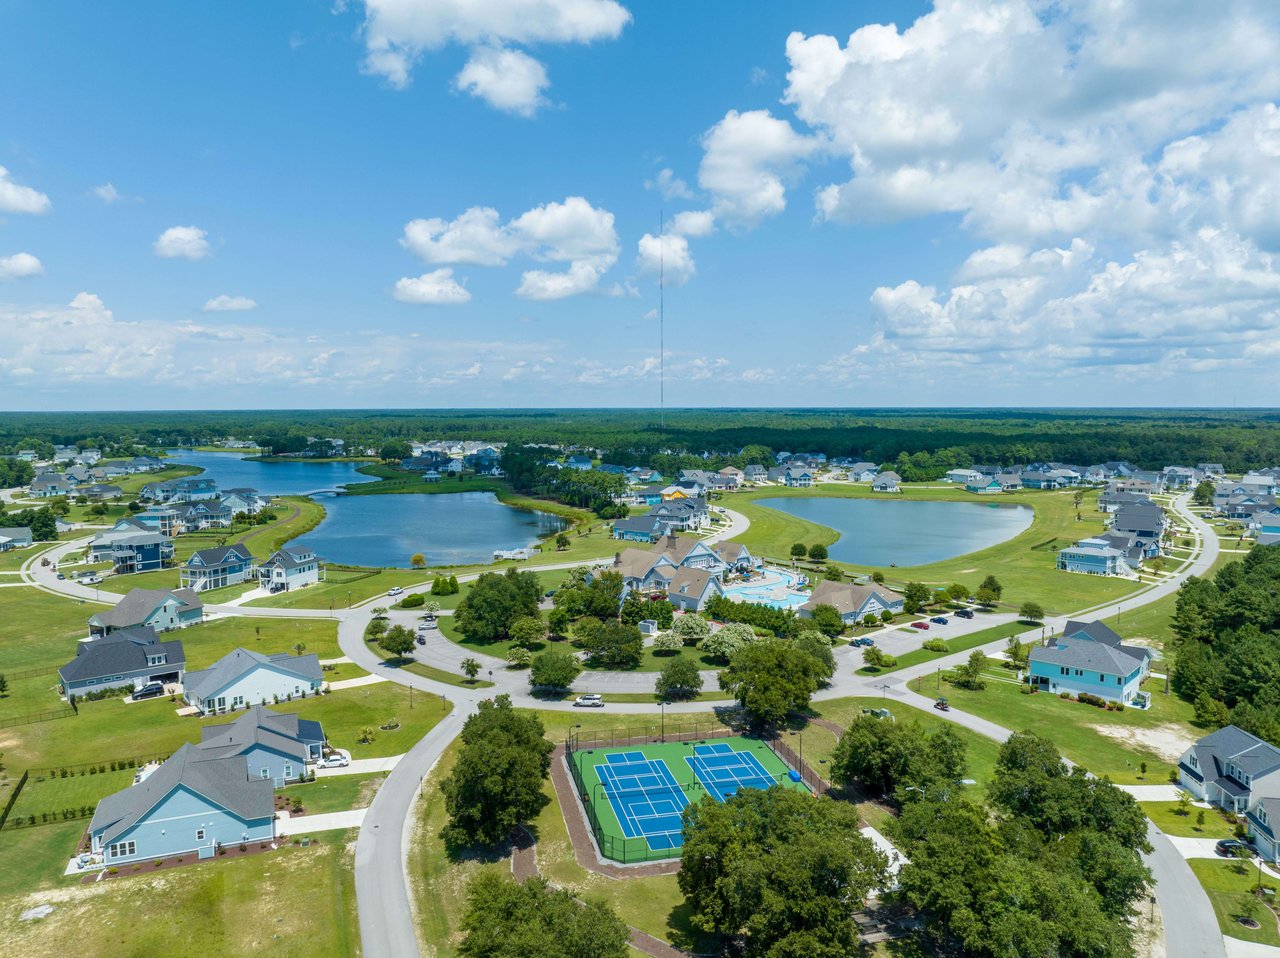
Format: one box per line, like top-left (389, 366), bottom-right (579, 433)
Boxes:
top-left (89, 588), bottom-right (202, 631)
top-left (184, 648), bottom-right (322, 701)
top-left (90, 743), bottom-right (274, 847)
top-left (1029, 636), bottom-right (1143, 677)
top-left (59, 627), bottom-right (186, 684)
top-left (667, 567), bottom-right (716, 599)
top-left (260, 548), bottom-right (316, 571)
top-left (186, 543), bottom-right (253, 568)
top-left (802, 580), bottom-right (902, 616)
top-left (199, 704), bottom-right (325, 764)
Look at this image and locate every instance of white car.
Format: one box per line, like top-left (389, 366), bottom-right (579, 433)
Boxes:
top-left (387, 587), bottom-right (404, 597)
top-left (317, 753), bottom-right (350, 769)
top-left (81, 575), bottom-right (103, 585)
top-left (573, 693), bottom-right (604, 708)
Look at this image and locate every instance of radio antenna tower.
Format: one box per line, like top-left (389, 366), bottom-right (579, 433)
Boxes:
top-left (659, 209), bottom-right (665, 433)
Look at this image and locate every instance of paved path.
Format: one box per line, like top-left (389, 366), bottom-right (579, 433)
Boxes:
top-left (281, 808), bottom-right (367, 834)
top-left (1225, 939), bottom-right (1280, 958)
top-left (1122, 785), bottom-right (1185, 801)
top-left (1167, 836), bottom-right (1227, 860)
top-left (327, 674), bottom-right (387, 691)
top-left (315, 754), bottom-right (403, 777)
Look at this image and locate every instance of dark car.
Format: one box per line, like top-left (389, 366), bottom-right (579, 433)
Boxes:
top-left (1216, 838), bottom-right (1253, 857)
top-left (131, 683), bottom-right (165, 701)
top-left (910, 621), bottom-right (930, 630)
top-left (934, 698), bottom-right (950, 711)
top-left (56, 572), bottom-right (65, 580)
top-left (416, 635), bottom-right (426, 645)
top-left (544, 590), bottom-right (556, 598)
top-left (930, 616), bottom-right (949, 625)
top-left (954, 608), bottom-right (975, 619)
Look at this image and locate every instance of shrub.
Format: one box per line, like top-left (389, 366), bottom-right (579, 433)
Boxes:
top-left (672, 614), bottom-right (711, 646)
top-left (652, 632), bottom-right (684, 654)
top-left (506, 646), bottom-right (532, 667)
top-left (399, 592), bottom-right (425, 609)
top-left (921, 637), bottom-right (947, 653)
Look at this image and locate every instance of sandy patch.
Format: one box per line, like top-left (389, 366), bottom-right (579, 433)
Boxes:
top-left (1094, 722), bottom-right (1195, 764)
top-left (958, 568), bottom-right (978, 574)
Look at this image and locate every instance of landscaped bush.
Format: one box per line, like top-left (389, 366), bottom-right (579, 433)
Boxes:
top-left (705, 594), bottom-right (795, 636)
top-left (399, 592), bottom-right (425, 609)
top-left (921, 638), bottom-right (947, 653)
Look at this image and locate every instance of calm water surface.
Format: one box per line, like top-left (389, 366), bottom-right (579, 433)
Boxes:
top-left (166, 450), bottom-right (373, 495)
top-left (756, 497), bottom-right (1033, 567)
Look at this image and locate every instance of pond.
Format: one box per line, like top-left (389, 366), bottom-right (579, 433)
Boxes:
top-left (165, 450), bottom-right (374, 496)
top-left (293, 492), bottom-right (568, 568)
top-left (167, 450), bottom-right (568, 568)
top-left (755, 497), bottom-right (1033, 567)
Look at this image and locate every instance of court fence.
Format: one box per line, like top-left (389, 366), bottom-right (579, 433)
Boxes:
top-left (564, 723), bottom-right (828, 865)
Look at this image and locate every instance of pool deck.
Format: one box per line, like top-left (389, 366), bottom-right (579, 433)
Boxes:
top-left (721, 565), bottom-right (811, 609)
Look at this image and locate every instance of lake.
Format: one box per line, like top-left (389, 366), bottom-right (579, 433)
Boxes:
top-left (755, 497), bottom-right (1033, 567)
top-left (293, 492), bottom-right (567, 568)
top-left (166, 449), bottom-right (374, 496)
top-left (167, 451), bottom-right (567, 567)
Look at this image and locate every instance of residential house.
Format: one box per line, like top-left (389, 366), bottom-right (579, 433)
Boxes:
top-left (1020, 470), bottom-right (1062, 490)
top-left (1111, 502), bottom-right (1166, 542)
top-left (1177, 726), bottom-right (1280, 861)
top-left (718, 466), bottom-right (744, 488)
top-left (713, 541), bottom-right (761, 573)
top-left (1026, 623), bottom-right (1149, 706)
top-left (871, 471), bottom-right (901, 493)
top-left (59, 626), bottom-right (185, 697)
top-left (173, 499), bottom-right (234, 532)
top-left (0, 526), bottom-right (33, 551)
top-left (650, 533), bottom-right (726, 572)
top-left (611, 514), bottom-right (672, 543)
top-left (198, 705), bottom-right (326, 787)
top-left (1056, 540), bottom-right (1133, 577)
top-left (1162, 466), bottom-right (1200, 489)
top-left (783, 467), bottom-right (815, 488)
top-left (81, 483), bottom-right (122, 501)
top-left (743, 464), bottom-right (768, 483)
top-left (257, 548), bottom-right (323, 593)
top-left (135, 505), bottom-right (181, 536)
top-left (800, 580), bottom-right (905, 625)
top-left (611, 548), bottom-right (680, 595)
top-left (88, 743), bottom-right (274, 866)
top-left (665, 567), bottom-right (725, 612)
top-left (966, 475), bottom-right (1006, 494)
top-left (1240, 473), bottom-right (1280, 497)
top-left (88, 588), bottom-right (203, 637)
top-left (77, 448), bottom-right (102, 465)
top-left (184, 647), bottom-right (324, 714)
top-left (995, 471), bottom-right (1023, 491)
top-left (29, 475), bottom-right (72, 497)
top-left (650, 497), bottom-right (709, 531)
top-left (129, 456), bottom-right (164, 473)
top-left (848, 463), bottom-right (879, 482)
top-left (565, 455), bottom-right (594, 470)
top-left (945, 469), bottom-right (981, 485)
top-left (64, 464), bottom-right (91, 484)
top-left (632, 484), bottom-right (666, 506)
top-left (221, 489), bottom-right (267, 516)
top-left (181, 544), bottom-right (256, 592)
top-left (1097, 490), bottom-right (1152, 514)
top-left (90, 520), bottom-right (174, 573)
top-left (1198, 463), bottom-right (1227, 479)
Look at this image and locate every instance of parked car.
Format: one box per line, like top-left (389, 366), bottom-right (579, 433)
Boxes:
top-left (416, 635), bottom-right (426, 646)
top-left (387, 587), bottom-right (404, 597)
top-left (573, 693), bottom-right (604, 708)
top-left (55, 572), bottom-right (65, 580)
top-left (954, 608), bottom-right (975, 619)
top-left (934, 698), bottom-right (950, 712)
top-left (317, 753), bottom-right (350, 769)
top-left (930, 616), bottom-right (949, 625)
top-left (131, 682), bottom-right (165, 701)
top-left (1216, 838), bottom-right (1254, 857)
top-left (82, 574), bottom-right (102, 585)
top-left (544, 590), bottom-right (556, 598)
top-left (910, 621), bottom-right (930, 630)
top-left (853, 637), bottom-right (875, 647)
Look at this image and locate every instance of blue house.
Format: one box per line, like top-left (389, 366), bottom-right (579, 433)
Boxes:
top-left (88, 743), bottom-right (275, 865)
top-left (1056, 540), bottom-right (1131, 576)
top-left (58, 626), bottom-right (186, 698)
top-left (566, 455), bottom-right (593, 470)
top-left (612, 514), bottom-right (671, 543)
top-left (181, 543), bottom-right (255, 592)
top-left (88, 587), bottom-right (203, 637)
top-left (198, 705), bottom-right (326, 787)
top-left (1027, 621), bottom-right (1149, 705)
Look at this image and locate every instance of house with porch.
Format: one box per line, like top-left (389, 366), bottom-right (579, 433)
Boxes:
top-left (90, 523), bottom-right (174, 574)
top-left (1056, 540), bottom-right (1133, 577)
top-left (1178, 726), bottom-right (1280, 861)
top-left (257, 548), bottom-right (323, 593)
top-left (872, 471), bottom-right (901, 493)
top-left (88, 588), bottom-right (203, 636)
top-left (946, 469), bottom-right (982, 485)
top-left (783, 467), bottom-right (815, 488)
top-left (650, 533), bottom-right (726, 572)
top-left (59, 626), bottom-right (186, 698)
top-left (743, 464), bottom-right (768, 483)
top-left (966, 475), bottom-right (1005, 494)
top-left (0, 526), bottom-right (33, 551)
top-left (1026, 621), bottom-right (1149, 705)
top-left (88, 743), bottom-right (275, 866)
top-left (799, 580), bottom-right (904, 625)
top-left (650, 497), bottom-right (709, 531)
top-left (29, 475), bottom-right (72, 497)
top-left (713, 541), bottom-right (761, 573)
top-left (181, 544), bottom-right (255, 592)
top-left (849, 463), bottom-right (879, 482)
top-left (184, 648), bottom-right (324, 714)
top-left (198, 705), bottom-right (326, 787)
top-left (611, 514), bottom-right (672, 543)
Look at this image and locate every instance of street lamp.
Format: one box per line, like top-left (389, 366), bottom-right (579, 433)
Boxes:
top-left (660, 702), bottom-right (666, 742)
top-left (347, 590), bottom-right (352, 610)
top-left (879, 683), bottom-right (890, 702)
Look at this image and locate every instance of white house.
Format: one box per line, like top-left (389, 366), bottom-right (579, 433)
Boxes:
top-left (257, 548), bottom-right (323, 593)
top-left (1178, 726), bottom-right (1280, 861)
top-left (183, 648), bottom-right (324, 714)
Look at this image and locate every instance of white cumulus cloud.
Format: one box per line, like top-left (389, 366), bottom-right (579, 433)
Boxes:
top-left (394, 268), bottom-right (472, 304)
top-left (154, 226), bottom-right (211, 260)
top-left (0, 167), bottom-right (51, 215)
top-left (698, 110), bottom-right (818, 228)
top-left (0, 252), bottom-right (44, 281)
top-left (93, 183), bottom-right (121, 204)
top-left (203, 295), bottom-right (259, 312)
top-left (454, 45), bottom-right (549, 116)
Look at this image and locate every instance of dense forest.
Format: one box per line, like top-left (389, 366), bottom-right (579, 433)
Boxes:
top-left (3, 408), bottom-right (1280, 472)
top-left (1172, 544), bottom-right (1280, 743)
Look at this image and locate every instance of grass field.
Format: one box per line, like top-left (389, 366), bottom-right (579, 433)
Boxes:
top-left (907, 667), bottom-right (1198, 783)
top-left (0, 829), bottom-right (360, 958)
top-left (1141, 801), bottom-right (1235, 839)
top-left (729, 484), bottom-right (1141, 616)
top-left (1188, 858), bottom-right (1280, 948)
top-left (567, 736), bottom-right (803, 862)
top-left (279, 771), bottom-right (385, 816)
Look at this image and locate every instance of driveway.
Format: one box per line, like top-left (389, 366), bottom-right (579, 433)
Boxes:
top-left (1166, 836), bottom-right (1227, 860)
top-left (315, 754), bottom-right (403, 777)
top-left (281, 809), bottom-right (367, 834)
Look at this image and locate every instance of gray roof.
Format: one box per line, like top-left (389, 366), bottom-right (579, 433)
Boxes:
top-left (199, 704), bottom-right (325, 764)
top-left (184, 648), bottom-right (323, 701)
top-left (1061, 618), bottom-right (1151, 660)
top-left (90, 742), bottom-right (274, 847)
top-left (612, 515), bottom-right (669, 535)
top-left (260, 548), bottom-right (317, 571)
top-left (1029, 636), bottom-right (1144, 677)
top-left (0, 526), bottom-right (32, 541)
top-left (59, 627), bottom-right (186, 684)
top-left (1187, 726), bottom-right (1280, 793)
top-left (186, 543), bottom-right (253, 568)
top-left (88, 588), bottom-right (202, 631)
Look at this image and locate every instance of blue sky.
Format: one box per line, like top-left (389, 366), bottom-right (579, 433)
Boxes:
top-left (3, 0), bottom-right (1280, 409)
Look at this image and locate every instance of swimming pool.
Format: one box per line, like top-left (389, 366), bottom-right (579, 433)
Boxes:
top-left (721, 567), bottom-right (811, 610)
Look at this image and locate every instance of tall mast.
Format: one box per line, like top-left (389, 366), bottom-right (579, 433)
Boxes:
top-left (659, 209), bottom-right (665, 434)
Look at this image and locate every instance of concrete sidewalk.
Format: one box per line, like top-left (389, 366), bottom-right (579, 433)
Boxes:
top-left (280, 808), bottom-right (367, 834)
top-left (316, 755), bottom-right (403, 777)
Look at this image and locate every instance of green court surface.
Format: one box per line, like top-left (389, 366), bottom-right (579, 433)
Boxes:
top-left (566, 736), bottom-right (806, 863)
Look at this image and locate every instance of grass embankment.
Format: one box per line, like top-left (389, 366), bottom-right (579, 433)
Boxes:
top-left (730, 485), bottom-right (1141, 616)
top-left (0, 830), bottom-right (359, 958)
top-left (1188, 858), bottom-right (1280, 948)
top-left (907, 666), bottom-right (1198, 783)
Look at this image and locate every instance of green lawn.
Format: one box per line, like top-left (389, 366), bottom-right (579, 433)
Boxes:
top-left (367, 642), bottom-right (495, 688)
top-left (245, 567), bottom-right (431, 610)
top-left (0, 820), bottom-right (85, 896)
top-left (907, 669), bottom-right (1198, 783)
top-left (6, 767), bottom-right (136, 826)
top-left (1188, 858), bottom-right (1280, 948)
top-left (0, 829), bottom-right (359, 958)
top-left (729, 485), bottom-right (1142, 616)
top-left (279, 771), bottom-right (385, 815)
top-left (0, 543), bottom-right (56, 571)
top-left (0, 586), bottom-right (107, 674)
top-left (179, 616), bottom-right (340, 670)
top-left (1141, 801), bottom-right (1235, 839)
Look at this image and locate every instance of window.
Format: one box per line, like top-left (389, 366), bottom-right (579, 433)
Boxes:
top-left (260, 768), bottom-right (270, 779)
top-left (196, 829), bottom-right (205, 841)
top-left (283, 764), bottom-right (293, 779)
top-left (109, 841), bottom-right (136, 858)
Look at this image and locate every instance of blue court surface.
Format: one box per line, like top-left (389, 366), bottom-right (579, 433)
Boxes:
top-left (685, 743), bottom-right (778, 802)
top-left (595, 751), bottom-right (689, 851)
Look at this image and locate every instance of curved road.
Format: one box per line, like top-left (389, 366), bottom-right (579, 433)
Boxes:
top-left (22, 498), bottom-right (1226, 958)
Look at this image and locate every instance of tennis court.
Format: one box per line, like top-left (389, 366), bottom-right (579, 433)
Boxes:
top-left (567, 735), bottom-right (806, 861)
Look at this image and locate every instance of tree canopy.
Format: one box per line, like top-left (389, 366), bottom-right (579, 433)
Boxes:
top-left (455, 568), bottom-right (542, 642)
top-left (718, 638), bottom-right (823, 727)
top-left (458, 872), bottom-right (629, 958)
